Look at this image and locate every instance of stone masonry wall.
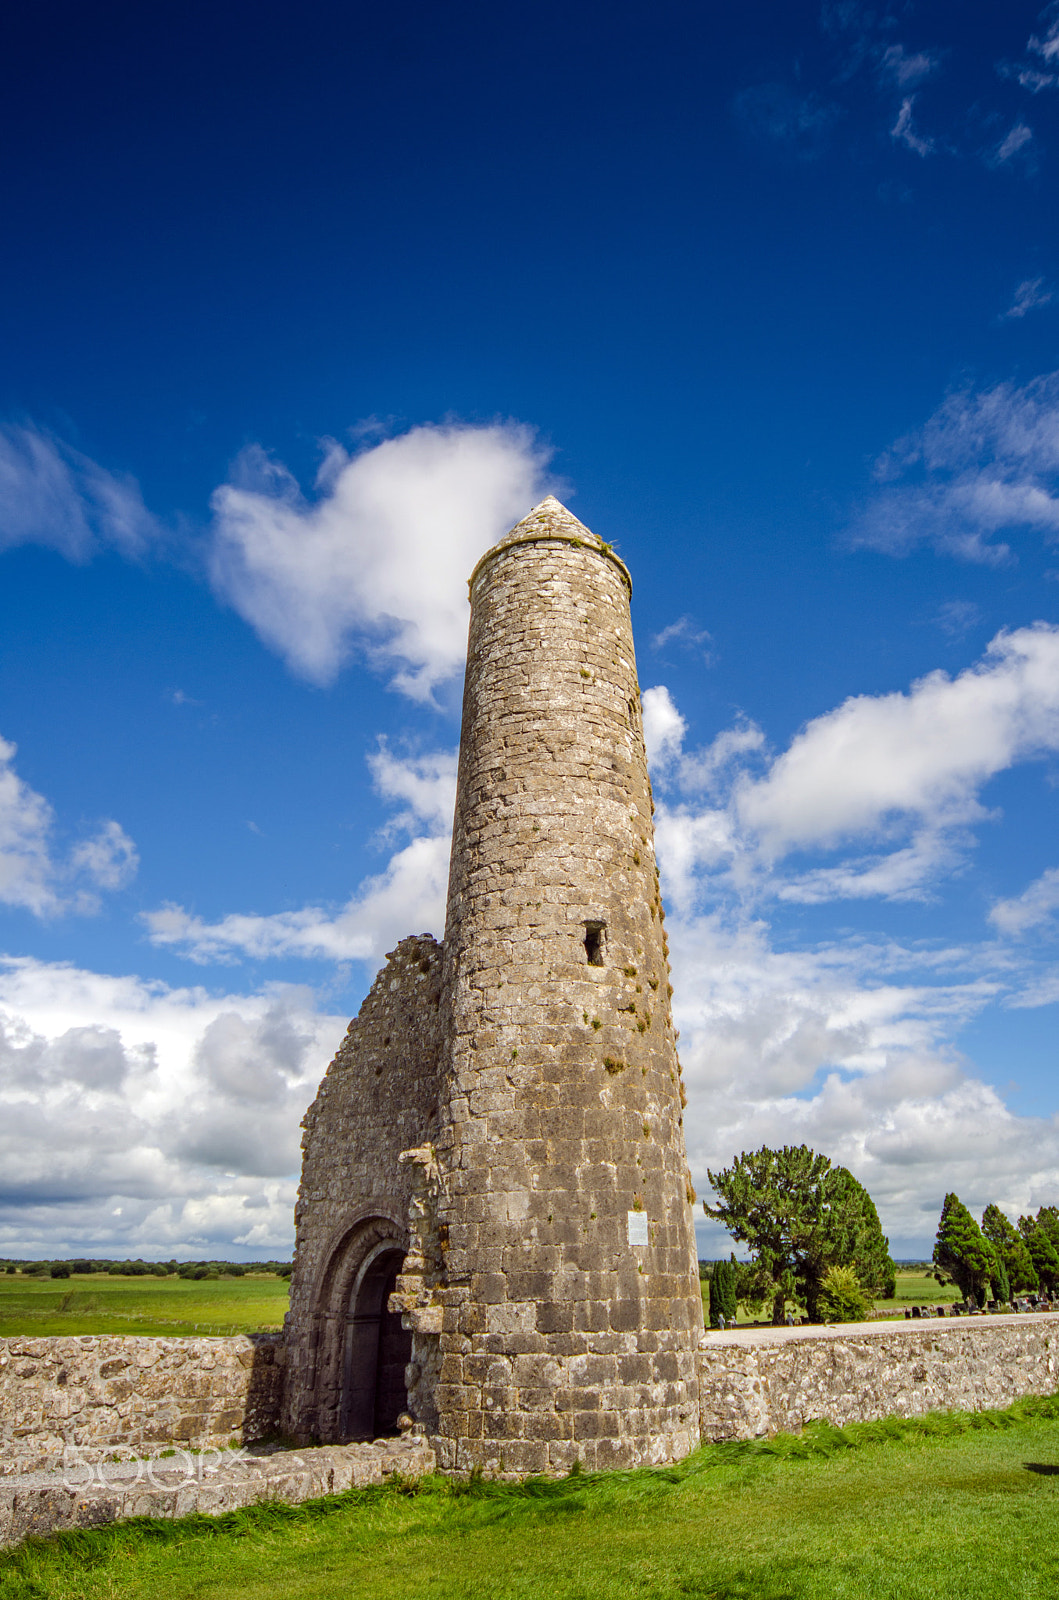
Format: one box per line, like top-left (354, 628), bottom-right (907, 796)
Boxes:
top-left (698, 1315), bottom-right (1059, 1441)
top-left (283, 934), bottom-right (443, 1442)
top-left (0, 1334), bottom-right (283, 1477)
top-left (404, 499), bottom-right (704, 1476)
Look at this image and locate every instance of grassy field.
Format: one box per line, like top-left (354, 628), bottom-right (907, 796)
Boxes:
top-left (0, 1273), bottom-right (290, 1338)
top-left (2, 1398), bottom-right (1057, 1599)
top-left (875, 1266), bottom-right (959, 1315)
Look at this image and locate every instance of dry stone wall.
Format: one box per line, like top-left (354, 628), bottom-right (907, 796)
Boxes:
top-left (401, 499), bottom-right (704, 1476)
top-left (0, 1334), bottom-right (283, 1476)
top-left (698, 1314), bottom-right (1059, 1441)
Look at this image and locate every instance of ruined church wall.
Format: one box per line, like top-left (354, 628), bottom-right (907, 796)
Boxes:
top-left (698, 1315), bottom-right (1059, 1441)
top-left (0, 1334), bottom-right (283, 1477)
top-left (283, 935), bottom-right (443, 1441)
top-left (419, 514), bottom-right (703, 1477)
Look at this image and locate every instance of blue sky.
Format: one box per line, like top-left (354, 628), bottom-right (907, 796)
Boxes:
top-left (0, 0), bottom-right (1057, 1259)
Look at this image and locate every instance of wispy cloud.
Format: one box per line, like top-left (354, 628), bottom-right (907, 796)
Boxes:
top-left (0, 735), bottom-right (137, 916)
top-left (1029, 11), bottom-right (1059, 67)
top-left (988, 121), bottom-right (1035, 169)
top-left (933, 599), bottom-right (982, 638)
top-left (1001, 277), bottom-right (1053, 320)
top-left (208, 423), bottom-right (552, 699)
top-left (649, 615), bottom-right (713, 659)
top-left (0, 425), bottom-right (157, 561)
top-left (852, 371), bottom-right (1059, 563)
top-left (891, 95), bottom-right (934, 156)
top-left (989, 866), bottom-right (1059, 936)
top-left (879, 44), bottom-right (937, 90)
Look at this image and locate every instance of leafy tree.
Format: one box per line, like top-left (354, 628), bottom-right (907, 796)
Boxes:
top-left (709, 1257), bottom-right (738, 1327)
top-left (703, 1144), bottom-right (895, 1324)
top-left (933, 1193), bottom-right (996, 1304)
top-left (1019, 1212), bottom-right (1059, 1294)
top-left (49, 1262), bottom-right (71, 1279)
top-left (816, 1265), bottom-right (873, 1323)
top-left (981, 1204), bottom-right (1037, 1294)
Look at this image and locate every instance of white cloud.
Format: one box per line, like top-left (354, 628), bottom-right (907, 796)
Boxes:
top-left (735, 626), bottom-right (1059, 858)
top-left (0, 425), bottom-right (156, 561)
top-left (142, 745), bottom-right (456, 965)
top-left (641, 686), bottom-right (687, 769)
top-left (646, 628), bottom-right (1059, 910)
top-left (854, 371), bottom-right (1059, 561)
top-left (68, 821), bottom-right (139, 893)
top-left (891, 96), bottom-right (934, 156)
top-left (208, 422), bottom-right (552, 699)
top-left (0, 736), bottom-right (137, 916)
top-left (989, 867), bottom-right (1059, 936)
top-left (367, 741), bottom-right (458, 836)
top-left (144, 833), bottom-right (450, 966)
top-left (675, 914), bottom-right (1059, 1251)
top-left (1001, 277), bottom-right (1053, 320)
top-left (0, 957), bottom-right (345, 1256)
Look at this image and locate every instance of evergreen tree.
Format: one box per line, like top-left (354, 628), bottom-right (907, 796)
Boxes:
top-left (991, 1255), bottom-right (1010, 1303)
top-left (981, 1203), bottom-right (1038, 1294)
top-left (1019, 1213), bottom-right (1059, 1294)
top-left (709, 1256), bottom-right (739, 1326)
top-left (933, 1193), bottom-right (996, 1304)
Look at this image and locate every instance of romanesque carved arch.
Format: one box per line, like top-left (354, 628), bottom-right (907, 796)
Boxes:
top-left (305, 1206), bottom-right (410, 1443)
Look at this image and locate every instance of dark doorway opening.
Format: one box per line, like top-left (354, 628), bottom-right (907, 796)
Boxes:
top-left (340, 1247), bottom-right (411, 1441)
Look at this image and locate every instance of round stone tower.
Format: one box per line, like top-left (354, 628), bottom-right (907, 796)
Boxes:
top-left (401, 496), bottom-right (703, 1475)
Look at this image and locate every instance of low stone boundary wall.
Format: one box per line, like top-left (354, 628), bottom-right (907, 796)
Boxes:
top-left (0, 1335), bottom-right (284, 1477)
top-left (697, 1311), bottom-right (1059, 1441)
top-left (0, 1437), bottom-right (435, 1549)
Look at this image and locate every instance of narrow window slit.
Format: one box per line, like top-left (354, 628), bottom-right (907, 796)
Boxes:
top-left (584, 921), bottom-right (606, 967)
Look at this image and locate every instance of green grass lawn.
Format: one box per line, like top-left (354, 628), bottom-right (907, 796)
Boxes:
top-left (3, 1398), bottom-right (1058, 1599)
top-left (0, 1273), bottom-right (289, 1338)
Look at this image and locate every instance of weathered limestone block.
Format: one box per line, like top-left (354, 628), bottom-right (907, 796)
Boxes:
top-left (283, 935), bottom-right (443, 1443)
top-left (0, 1335), bottom-right (284, 1476)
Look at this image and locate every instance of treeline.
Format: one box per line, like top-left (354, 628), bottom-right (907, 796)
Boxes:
top-left (1, 1258), bottom-right (293, 1279)
top-left (934, 1195), bottom-right (1059, 1303)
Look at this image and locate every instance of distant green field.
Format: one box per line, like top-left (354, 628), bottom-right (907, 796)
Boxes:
top-left (876, 1267), bottom-right (959, 1314)
top-left (0, 1273), bottom-right (289, 1338)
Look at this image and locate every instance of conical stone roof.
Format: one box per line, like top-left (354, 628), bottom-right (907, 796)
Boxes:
top-left (470, 495), bottom-right (632, 594)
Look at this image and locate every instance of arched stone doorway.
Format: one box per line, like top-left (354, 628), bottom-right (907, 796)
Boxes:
top-left (339, 1242), bottom-right (412, 1440)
